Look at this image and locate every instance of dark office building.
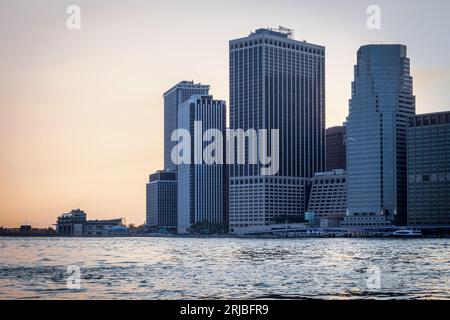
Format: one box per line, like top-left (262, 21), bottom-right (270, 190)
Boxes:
top-left (407, 111), bottom-right (450, 226)
top-left (326, 126), bottom-right (346, 170)
top-left (228, 27), bottom-right (325, 233)
top-left (146, 170), bottom-right (178, 230)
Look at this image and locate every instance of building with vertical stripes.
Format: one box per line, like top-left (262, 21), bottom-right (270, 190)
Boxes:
top-left (407, 111), bottom-right (450, 226)
top-left (164, 81), bottom-right (210, 171)
top-left (146, 170), bottom-right (178, 231)
top-left (177, 94), bottom-right (227, 233)
top-left (343, 45), bottom-right (415, 227)
top-left (228, 27), bottom-right (326, 234)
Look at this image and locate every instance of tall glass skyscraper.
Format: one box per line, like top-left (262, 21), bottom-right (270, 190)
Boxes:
top-left (228, 27), bottom-right (325, 234)
top-left (343, 45), bottom-right (415, 227)
top-left (163, 81), bottom-right (210, 171)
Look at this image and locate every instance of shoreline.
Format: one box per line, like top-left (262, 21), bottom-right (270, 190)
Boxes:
top-left (1, 234), bottom-right (450, 239)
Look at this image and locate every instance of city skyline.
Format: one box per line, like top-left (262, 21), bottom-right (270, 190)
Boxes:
top-left (1, 0), bottom-right (450, 227)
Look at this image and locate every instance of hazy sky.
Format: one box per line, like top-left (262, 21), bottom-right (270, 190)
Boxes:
top-left (1, 0), bottom-right (449, 227)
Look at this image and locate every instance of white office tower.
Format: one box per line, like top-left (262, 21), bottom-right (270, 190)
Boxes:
top-left (176, 94), bottom-right (227, 233)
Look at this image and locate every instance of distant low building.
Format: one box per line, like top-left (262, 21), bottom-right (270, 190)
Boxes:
top-left (56, 209), bottom-right (125, 236)
top-left (84, 219), bottom-right (126, 236)
top-left (56, 209), bottom-right (86, 236)
top-left (0, 226), bottom-right (56, 237)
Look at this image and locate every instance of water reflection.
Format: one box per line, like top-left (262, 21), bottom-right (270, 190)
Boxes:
top-left (0, 238), bottom-right (448, 299)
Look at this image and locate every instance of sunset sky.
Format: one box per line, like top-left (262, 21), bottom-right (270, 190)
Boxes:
top-left (1, 0), bottom-right (449, 227)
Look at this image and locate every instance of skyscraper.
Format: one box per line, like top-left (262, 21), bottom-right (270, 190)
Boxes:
top-left (147, 81), bottom-right (209, 234)
top-left (164, 81), bottom-right (210, 171)
top-left (146, 170), bottom-right (178, 231)
top-left (326, 126), bottom-right (346, 171)
top-left (407, 111), bottom-right (450, 226)
top-left (177, 94), bottom-right (227, 233)
top-left (343, 45), bottom-right (415, 227)
top-left (228, 27), bottom-right (325, 234)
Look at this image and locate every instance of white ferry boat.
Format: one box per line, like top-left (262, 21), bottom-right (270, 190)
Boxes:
top-left (392, 229), bottom-right (423, 238)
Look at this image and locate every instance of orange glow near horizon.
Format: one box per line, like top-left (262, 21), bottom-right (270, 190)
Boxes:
top-left (1, 0), bottom-right (449, 227)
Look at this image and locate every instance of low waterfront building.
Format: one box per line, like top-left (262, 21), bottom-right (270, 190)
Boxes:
top-left (307, 170), bottom-right (347, 227)
top-left (407, 111), bottom-right (450, 226)
top-left (84, 218), bottom-right (126, 236)
top-left (56, 209), bottom-right (125, 236)
top-left (56, 209), bottom-right (86, 236)
top-left (0, 226), bottom-right (56, 237)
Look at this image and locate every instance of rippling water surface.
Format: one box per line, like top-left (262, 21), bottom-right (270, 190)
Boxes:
top-left (0, 237), bottom-right (449, 299)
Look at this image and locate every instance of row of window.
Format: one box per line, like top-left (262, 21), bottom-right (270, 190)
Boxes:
top-left (230, 38), bottom-right (324, 56)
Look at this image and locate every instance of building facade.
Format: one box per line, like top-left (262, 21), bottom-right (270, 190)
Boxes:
top-left (146, 170), bottom-right (178, 230)
top-left (228, 27), bottom-right (326, 234)
top-left (56, 209), bottom-right (86, 236)
top-left (343, 45), bottom-right (415, 227)
top-left (56, 209), bottom-right (125, 236)
top-left (326, 126), bottom-right (346, 171)
top-left (407, 112), bottom-right (450, 226)
top-left (307, 169), bottom-right (347, 227)
top-left (164, 81), bottom-right (210, 171)
top-left (177, 94), bottom-right (227, 233)
top-left (84, 219), bottom-right (127, 236)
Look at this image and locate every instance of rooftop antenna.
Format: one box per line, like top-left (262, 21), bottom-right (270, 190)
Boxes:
top-left (277, 25), bottom-right (294, 39)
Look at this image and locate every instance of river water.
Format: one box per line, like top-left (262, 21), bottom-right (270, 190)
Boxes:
top-left (0, 237), bottom-right (449, 299)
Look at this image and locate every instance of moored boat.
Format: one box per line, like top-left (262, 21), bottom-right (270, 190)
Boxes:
top-left (391, 229), bottom-right (423, 238)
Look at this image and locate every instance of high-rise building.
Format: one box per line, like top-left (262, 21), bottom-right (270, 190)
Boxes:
top-left (326, 126), bottom-right (346, 170)
top-left (228, 27), bottom-right (325, 234)
top-left (164, 81), bottom-right (210, 171)
top-left (343, 45), bottom-right (415, 227)
top-left (407, 111), bottom-right (450, 226)
top-left (153, 81), bottom-right (209, 232)
top-left (146, 170), bottom-right (178, 231)
top-left (177, 94), bottom-right (227, 233)
top-left (307, 169), bottom-right (347, 227)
